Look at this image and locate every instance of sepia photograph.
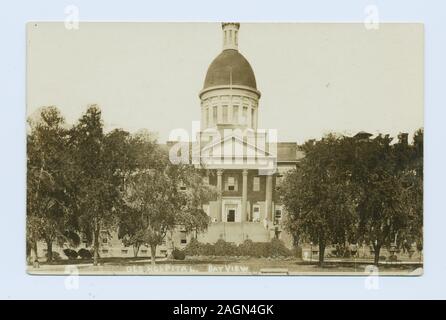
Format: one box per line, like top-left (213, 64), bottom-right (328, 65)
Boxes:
top-left (26, 22), bottom-right (423, 276)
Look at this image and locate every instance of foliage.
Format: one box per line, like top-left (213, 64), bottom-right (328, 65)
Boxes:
top-left (78, 248), bottom-right (93, 259)
top-left (346, 133), bottom-right (423, 264)
top-left (281, 130), bottom-right (423, 265)
top-left (281, 134), bottom-right (358, 265)
top-left (213, 239), bottom-right (239, 256)
top-left (183, 238), bottom-right (292, 258)
top-left (69, 105), bottom-right (125, 265)
top-left (122, 152), bottom-right (216, 265)
top-left (45, 251), bottom-right (61, 261)
top-left (116, 131), bottom-right (159, 257)
top-left (27, 106), bottom-right (78, 263)
top-left (172, 248), bottom-right (186, 260)
top-left (63, 248), bottom-right (78, 260)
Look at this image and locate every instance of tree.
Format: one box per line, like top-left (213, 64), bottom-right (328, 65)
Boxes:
top-left (281, 135), bottom-right (357, 265)
top-left (27, 106), bottom-right (74, 263)
top-left (69, 105), bottom-right (124, 266)
top-left (116, 131), bottom-right (159, 257)
top-left (410, 129), bottom-right (423, 253)
top-left (346, 132), bottom-right (423, 265)
top-left (123, 150), bottom-right (215, 265)
top-left (392, 129), bottom-right (423, 255)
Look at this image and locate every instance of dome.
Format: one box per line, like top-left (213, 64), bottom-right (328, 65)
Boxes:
top-left (203, 49), bottom-right (257, 90)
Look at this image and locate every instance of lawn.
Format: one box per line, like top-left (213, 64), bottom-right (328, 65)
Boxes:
top-left (27, 256), bottom-right (422, 276)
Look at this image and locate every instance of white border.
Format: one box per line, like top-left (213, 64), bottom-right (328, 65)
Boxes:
top-left (1, 0), bottom-right (443, 299)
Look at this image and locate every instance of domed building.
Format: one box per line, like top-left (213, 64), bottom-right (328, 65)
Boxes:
top-left (191, 23), bottom-right (303, 246)
top-left (200, 23), bottom-right (260, 132)
top-left (33, 23), bottom-right (303, 262)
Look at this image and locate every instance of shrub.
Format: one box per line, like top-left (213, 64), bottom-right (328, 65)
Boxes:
top-left (238, 239), bottom-right (255, 256)
top-left (78, 248), bottom-right (93, 259)
top-left (183, 239), bottom-right (293, 258)
top-left (63, 248), bottom-right (78, 260)
top-left (245, 241), bottom-right (269, 257)
top-left (214, 239), bottom-right (239, 256)
top-left (292, 246), bottom-right (303, 258)
top-left (201, 243), bottom-right (215, 256)
top-left (183, 238), bottom-right (202, 256)
top-left (270, 238), bottom-right (292, 257)
top-left (45, 251), bottom-right (61, 261)
top-left (388, 255), bottom-right (398, 262)
top-left (172, 248), bottom-right (186, 260)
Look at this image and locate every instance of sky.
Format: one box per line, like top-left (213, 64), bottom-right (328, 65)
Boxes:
top-left (27, 22), bottom-right (423, 143)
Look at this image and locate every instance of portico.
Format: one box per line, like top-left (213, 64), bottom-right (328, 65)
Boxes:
top-left (210, 168), bottom-right (275, 224)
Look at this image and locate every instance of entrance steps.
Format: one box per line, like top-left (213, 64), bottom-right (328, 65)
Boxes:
top-left (197, 222), bottom-right (272, 244)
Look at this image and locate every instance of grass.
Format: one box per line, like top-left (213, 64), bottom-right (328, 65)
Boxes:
top-left (28, 255), bottom-right (422, 275)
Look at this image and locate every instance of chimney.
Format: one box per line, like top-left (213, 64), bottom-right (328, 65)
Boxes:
top-left (398, 132), bottom-right (409, 145)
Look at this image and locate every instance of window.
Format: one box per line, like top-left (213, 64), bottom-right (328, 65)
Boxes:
top-left (275, 208), bottom-right (282, 220)
top-left (207, 107), bottom-right (211, 126)
top-left (222, 105), bottom-right (228, 123)
top-left (121, 249), bottom-right (128, 254)
top-left (203, 176), bottom-right (209, 184)
top-left (204, 107), bottom-right (209, 127)
top-left (251, 108), bottom-right (255, 127)
top-left (102, 249), bottom-right (109, 254)
top-left (227, 176), bottom-right (236, 191)
top-left (233, 105), bottom-right (239, 123)
top-left (141, 249), bottom-right (147, 254)
top-left (253, 176), bottom-right (260, 191)
top-left (242, 106), bottom-right (248, 124)
top-left (212, 106), bottom-right (218, 125)
top-left (253, 206), bottom-right (260, 222)
top-left (180, 231), bottom-right (187, 245)
top-left (179, 183), bottom-right (187, 191)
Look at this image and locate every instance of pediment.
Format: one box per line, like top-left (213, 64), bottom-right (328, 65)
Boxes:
top-left (200, 134), bottom-right (275, 159)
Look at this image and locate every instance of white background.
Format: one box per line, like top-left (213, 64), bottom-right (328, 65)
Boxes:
top-left (0, 0), bottom-right (444, 299)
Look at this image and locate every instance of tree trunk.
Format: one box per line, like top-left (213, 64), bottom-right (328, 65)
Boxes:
top-left (93, 227), bottom-right (100, 266)
top-left (133, 243), bottom-right (140, 258)
top-left (150, 244), bottom-right (157, 266)
top-left (26, 241), bottom-right (32, 265)
top-left (46, 240), bottom-right (53, 262)
top-left (32, 241), bottom-right (39, 268)
top-left (373, 243), bottom-right (381, 266)
top-left (318, 241), bottom-right (326, 266)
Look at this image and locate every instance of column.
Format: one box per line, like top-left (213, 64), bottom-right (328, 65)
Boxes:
top-left (217, 169), bottom-right (223, 222)
top-left (247, 106), bottom-right (252, 129)
top-left (265, 174), bottom-right (273, 221)
top-left (242, 169), bottom-right (248, 222)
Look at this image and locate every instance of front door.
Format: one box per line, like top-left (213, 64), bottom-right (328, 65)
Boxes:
top-left (224, 203), bottom-right (238, 222)
top-left (227, 209), bottom-right (236, 222)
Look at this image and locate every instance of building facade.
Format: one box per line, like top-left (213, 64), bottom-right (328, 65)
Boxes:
top-left (36, 23), bottom-right (302, 261)
top-left (189, 23), bottom-right (303, 246)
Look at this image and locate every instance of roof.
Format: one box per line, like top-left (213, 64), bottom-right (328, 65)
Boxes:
top-left (163, 141), bottom-right (304, 163)
top-left (203, 49), bottom-right (257, 90)
top-left (277, 142), bottom-right (304, 163)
